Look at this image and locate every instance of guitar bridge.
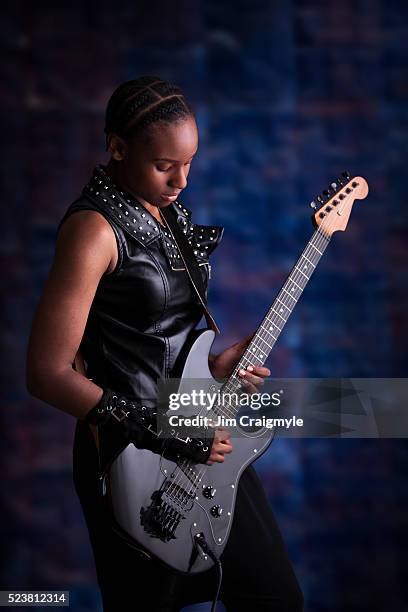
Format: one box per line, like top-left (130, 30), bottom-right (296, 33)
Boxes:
top-left (140, 489), bottom-right (184, 542)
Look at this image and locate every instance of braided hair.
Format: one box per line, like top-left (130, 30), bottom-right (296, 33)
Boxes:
top-left (104, 76), bottom-right (194, 151)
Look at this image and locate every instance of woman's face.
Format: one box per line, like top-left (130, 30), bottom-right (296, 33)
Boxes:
top-left (108, 115), bottom-right (198, 209)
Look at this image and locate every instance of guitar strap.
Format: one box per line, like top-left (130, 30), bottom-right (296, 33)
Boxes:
top-left (160, 204), bottom-right (221, 335)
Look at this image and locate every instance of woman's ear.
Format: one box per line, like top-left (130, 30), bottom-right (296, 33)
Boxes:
top-left (107, 133), bottom-right (127, 161)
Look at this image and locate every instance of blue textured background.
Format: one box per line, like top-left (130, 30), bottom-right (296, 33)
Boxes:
top-left (1, 1), bottom-right (407, 610)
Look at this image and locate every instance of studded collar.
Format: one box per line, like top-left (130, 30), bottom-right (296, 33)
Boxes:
top-left (82, 164), bottom-right (224, 267)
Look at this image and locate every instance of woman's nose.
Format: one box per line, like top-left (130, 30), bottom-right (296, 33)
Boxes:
top-left (169, 167), bottom-right (188, 190)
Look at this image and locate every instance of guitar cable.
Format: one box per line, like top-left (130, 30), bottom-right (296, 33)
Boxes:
top-left (194, 533), bottom-right (223, 612)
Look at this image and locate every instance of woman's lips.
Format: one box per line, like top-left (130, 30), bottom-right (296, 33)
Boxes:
top-left (161, 193), bottom-right (179, 201)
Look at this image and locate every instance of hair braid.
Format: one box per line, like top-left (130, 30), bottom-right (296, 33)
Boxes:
top-left (104, 76), bottom-right (193, 150)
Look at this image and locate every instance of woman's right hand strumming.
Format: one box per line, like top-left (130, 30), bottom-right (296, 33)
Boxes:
top-left (206, 427), bottom-right (233, 465)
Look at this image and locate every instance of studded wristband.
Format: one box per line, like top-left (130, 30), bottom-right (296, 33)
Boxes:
top-left (84, 388), bottom-right (141, 426)
top-left (84, 388), bottom-right (215, 464)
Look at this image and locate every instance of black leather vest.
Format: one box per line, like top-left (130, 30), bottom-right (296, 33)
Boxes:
top-left (57, 165), bottom-right (224, 406)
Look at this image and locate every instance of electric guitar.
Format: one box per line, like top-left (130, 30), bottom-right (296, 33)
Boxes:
top-left (101, 172), bottom-right (369, 573)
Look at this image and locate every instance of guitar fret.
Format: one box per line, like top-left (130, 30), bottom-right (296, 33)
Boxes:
top-left (258, 336), bottom-right (273, 350)
top-left (249, 345), bottom-right (267, 359)
top-left (253, 336), bottom-right (270, 351)
top-left (289, 278), bottom-right (303, 291)
top-left (266, 319), bottom-right (281, 332)
top-left (253, 334), bottom-right (274, 350)
top-left (303, 254), bottom-right (315, 267)
top-left (271, 309), bottom-right (286, 322)
top-left (265, 327), bottom-right (278, 340)
top-left (282, 287), bottom-right (297, 301)
top-left (276, 297), bottom-right (291, 312)
top-left (295, 265), bottom-right (309, 279)
top-left (309, 241), bottom-right (322, 255)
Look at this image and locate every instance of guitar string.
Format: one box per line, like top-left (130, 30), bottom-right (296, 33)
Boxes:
top-left (209, 224), bottom-right (330, 420)
top-left (165, 210), bottom-right (339, 506)
top-left (163, 229), bottom-right (326, 506)
top-left (165, 220), bottom-right (334, 506)
top-left (163, 229), bottom-right (330, 508)
top-left (220, 227), bottom-right (330, 411)
top-left (164, 196), bottom-right (348, 507)
top-left (225, 228), bottom-right (330, 397)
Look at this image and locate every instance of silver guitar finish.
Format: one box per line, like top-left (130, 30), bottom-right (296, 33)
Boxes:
top-left (106, 329), bottom-right (274, 573)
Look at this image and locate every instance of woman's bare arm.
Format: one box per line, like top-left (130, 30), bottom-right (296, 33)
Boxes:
top-left (26, 210), bottom-right (118, 419)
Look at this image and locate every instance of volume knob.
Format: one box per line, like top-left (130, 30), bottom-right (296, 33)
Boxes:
top-left (210, 504), bottom-right (223, 518)
top-left (202, 486), bottom-right (216, 499)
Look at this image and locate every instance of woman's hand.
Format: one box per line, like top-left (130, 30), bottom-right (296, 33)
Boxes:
top-left (205, 332), bottom-right (270, 465)
top-left (206, 427), bottom-right (233, 465)
top-left (209, 332), bottom-right (271, 395)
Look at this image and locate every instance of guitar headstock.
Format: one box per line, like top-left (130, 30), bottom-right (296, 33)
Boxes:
top-left (310, 171), bottom-right (369, 236)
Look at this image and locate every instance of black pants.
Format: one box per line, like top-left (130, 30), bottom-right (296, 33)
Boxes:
top-left (73, 421), bottom-right (304, 612)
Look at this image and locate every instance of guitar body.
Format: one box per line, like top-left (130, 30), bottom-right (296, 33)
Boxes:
top-left (104, 329), bottom-right (274, 573)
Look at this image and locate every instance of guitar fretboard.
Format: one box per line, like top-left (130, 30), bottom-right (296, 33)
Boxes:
top-left (216, 227), bottom-right (331, 418)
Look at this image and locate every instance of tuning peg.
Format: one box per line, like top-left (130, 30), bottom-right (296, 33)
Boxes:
top-left (310, 201), bottom-right (318, 209)
top-left (317, 195), bottom-right (324, 204)
top-left (330, 182), bottom-right (337, 190)
top-left (342, 170), bottom-right (350, 180)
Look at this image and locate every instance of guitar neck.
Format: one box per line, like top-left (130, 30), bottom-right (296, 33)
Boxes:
top-left (222, 227), bottom-right (331, 398)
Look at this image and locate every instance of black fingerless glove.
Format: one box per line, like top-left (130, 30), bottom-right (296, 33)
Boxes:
top-left (84, 388), bottom-right (214, 465)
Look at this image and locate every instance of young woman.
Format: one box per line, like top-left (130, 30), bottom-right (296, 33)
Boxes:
top-left (26, 77), bottom-right (303, 612)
